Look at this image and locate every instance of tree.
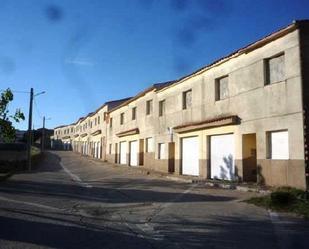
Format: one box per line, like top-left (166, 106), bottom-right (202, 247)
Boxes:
top-left (0, 88), bottom-right (25, 142)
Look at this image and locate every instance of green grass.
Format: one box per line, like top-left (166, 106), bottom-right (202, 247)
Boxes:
top-left (31, 146), bottom-right (41, 156)
top-left (245, 187), bottom-right (309, 218)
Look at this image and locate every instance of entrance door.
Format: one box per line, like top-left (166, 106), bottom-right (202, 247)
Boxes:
top-left (242, 134), bottom-right (257, 182)
top-left (120, 142), bottom-right (127, 164)
top-left (210, 134), bottom-right (235, 180)
top-left (130, 141), bottom-right (138, 166)
top-left (182, 137), bottom-right (199, 176)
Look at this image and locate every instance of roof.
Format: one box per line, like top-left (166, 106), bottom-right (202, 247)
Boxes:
top-left (158, 19), bottom-right (309, 93)
top-left (53, 97), bottom-right (132, 129)
top-left (108, 80), bottom-right (175, 113)
top-left (54, 20), bottom-right (309, 130)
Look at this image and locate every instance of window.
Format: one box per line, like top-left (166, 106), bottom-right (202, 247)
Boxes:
top-left (146, 137), bottom-right (154, 152)
top-left (146, 100), bottom-right (153, 115)
top-left (215, 76), bottom-right (229, 100)
top-left (158, 143), bottom-right (165, 159)
top-left (132, 107), bottom-right (136, 120)
top-left (98, 116), bottom-right (100, 124)
top-left (265, 53), bottom-right (285, 85)
top-left (182, 90), bottom-right (192, 109)
top-left (110, 117), bottom-right (113, 128)
top-left (268, 130), bottom-right (289, 159)
top-left (109, 144), bottom-right (112, 154)
top-left (159, 100), bottom-right (165, 117)
top-left (120, 113), bottom-right (124, 125)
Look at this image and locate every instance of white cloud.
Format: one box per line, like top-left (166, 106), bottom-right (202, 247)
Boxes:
top-left (65, 58), bottom-right (94, 66)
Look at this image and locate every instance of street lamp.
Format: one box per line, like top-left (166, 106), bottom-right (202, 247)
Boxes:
top-left (34, 91), bottom-right (45, 97)
top-left (27, 88), bottom-right (46, 171)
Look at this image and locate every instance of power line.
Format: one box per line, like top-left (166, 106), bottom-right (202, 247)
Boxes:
top-left (33, 98), bottom-right (43, 119)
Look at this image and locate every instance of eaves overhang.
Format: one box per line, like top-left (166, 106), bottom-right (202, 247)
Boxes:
top-left (80, 133), bottom-right (88, 138)
top-left (91, 130), bottom-right (102, 136)
top-left (173, 116), bottom-right (240, 134)
top-left (116, 128), bottom-right (139, 137)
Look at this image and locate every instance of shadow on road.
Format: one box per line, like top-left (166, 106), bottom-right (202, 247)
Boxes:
top-left (0, 178), bottom-right (235, 204)
top-left (0, 215), bottom-right (150, 249)
top-left (1, 212), bottom-right (308, 249)
top-left (1, 152), bottom-right (309, 248)
top-left (0, 151), bottom-right (235, 204)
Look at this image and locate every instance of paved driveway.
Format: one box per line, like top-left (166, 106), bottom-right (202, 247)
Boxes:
top-left (0, 151), bottom-right (308, 249)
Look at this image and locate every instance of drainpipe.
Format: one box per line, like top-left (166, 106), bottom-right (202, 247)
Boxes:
top-left (297, 22), bottom-right (309, 191)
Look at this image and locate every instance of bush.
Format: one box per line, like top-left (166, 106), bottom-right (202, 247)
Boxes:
top-left (276, 187), bottom-right (307, 201)
top-left (246, 186), bottom-right (309, 218)
top-left (271, 191), bottom-right (295, 206)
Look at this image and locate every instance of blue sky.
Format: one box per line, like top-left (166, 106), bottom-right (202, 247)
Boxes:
top-left (1, 0), bottom-right (309, 130)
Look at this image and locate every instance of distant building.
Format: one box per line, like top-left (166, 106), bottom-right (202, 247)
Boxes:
top-left (15, 130), bottom-right (27, 142)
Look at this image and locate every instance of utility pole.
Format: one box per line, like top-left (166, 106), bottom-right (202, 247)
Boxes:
top-left (41, 116), bottom-right (45, 152)
top-left (27, 88), bottom-right (34, 171)
top-left (26, 88), bottom-right (46, 171)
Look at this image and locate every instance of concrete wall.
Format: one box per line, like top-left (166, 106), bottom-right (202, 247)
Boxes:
top-left (151, 29), bottom-right (305, 188)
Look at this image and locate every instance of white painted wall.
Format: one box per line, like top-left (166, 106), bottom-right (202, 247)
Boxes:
top-left (182, 137), bottom-right (199, 176)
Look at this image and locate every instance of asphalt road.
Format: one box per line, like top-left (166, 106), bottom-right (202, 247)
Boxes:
top-left (0, 151), bottom-right (308, 249)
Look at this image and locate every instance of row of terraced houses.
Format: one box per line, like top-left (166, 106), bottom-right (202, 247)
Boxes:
top-left (51, 20), bottom-right (309, 190)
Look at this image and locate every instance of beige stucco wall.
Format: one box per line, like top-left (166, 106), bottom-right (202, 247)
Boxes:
top-left (53, 28), bottom-right (307, 189)
top-left (105, 29), bottom-right (305, 188)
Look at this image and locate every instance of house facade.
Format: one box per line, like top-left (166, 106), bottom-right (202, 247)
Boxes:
top-left (51, 20), bottom-right (309, 190)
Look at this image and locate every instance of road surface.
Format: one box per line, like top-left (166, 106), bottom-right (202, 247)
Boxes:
top-left (0, 151), bottom-right (308, 249)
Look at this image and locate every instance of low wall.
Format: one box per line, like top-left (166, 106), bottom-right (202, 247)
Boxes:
top-left (0, 143), bottom-right (27, 161)
top-left (0, 143), bottom-right (43, 172)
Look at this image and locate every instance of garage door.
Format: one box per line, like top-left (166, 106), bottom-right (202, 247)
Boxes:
top-left (182, 137), bottom-right (199, 176)
top-left (130, 141), bottom-right (138, 166)
top-left (94, 142), bottom-right (97, 158)
top-left (120, 142), bottom-right (127, 164)
top-left (210, 134), bottom-right (235, 180)
top-left (97, 142), bottom-right (101, 159)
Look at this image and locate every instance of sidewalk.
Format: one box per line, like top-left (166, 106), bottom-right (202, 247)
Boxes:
top-left (85, 155), bottom-right (271, 194)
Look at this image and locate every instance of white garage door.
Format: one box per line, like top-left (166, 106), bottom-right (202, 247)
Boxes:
top-left (182, 137), bottom-right (199, 176)
top-left (94, 142), bottom-right (97, 158)
top-left (97, 142), bottom-right (101, 159)
top-left (130, 141), bottom-right (138, 166)
top-left (210, 134), bottom-right (235, 180)
top-left (120, 142), bottom-right (127, 164)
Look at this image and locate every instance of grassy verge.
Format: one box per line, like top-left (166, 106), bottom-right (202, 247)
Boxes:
top-left (245, 187), bottom-right (309, 218)
top-left (31, 146), bottom-right (41, 156)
